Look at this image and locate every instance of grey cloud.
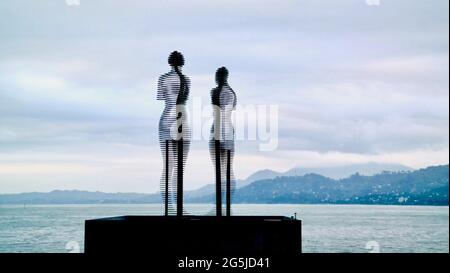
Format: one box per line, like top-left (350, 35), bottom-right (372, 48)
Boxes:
top-left (0, 0), bottom-right (448, 193)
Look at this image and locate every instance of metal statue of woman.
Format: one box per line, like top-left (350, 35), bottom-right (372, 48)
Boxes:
top-left (209, 67), bottom-right (237, 216)
top-left (158, 51), bottom-right (191, 216)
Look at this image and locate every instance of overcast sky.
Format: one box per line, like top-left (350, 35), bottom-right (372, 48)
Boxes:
top-left (0, 0), bottom-right (448, 193)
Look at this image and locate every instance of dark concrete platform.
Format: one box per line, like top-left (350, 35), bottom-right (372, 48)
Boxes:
top-left (85, 216), bottom-right (301, 255)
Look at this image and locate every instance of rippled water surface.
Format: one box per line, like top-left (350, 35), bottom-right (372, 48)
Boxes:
top-left (0, 204), bottom-right (448, 253)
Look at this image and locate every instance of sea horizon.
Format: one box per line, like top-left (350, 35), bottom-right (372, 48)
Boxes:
top-left (1, 204), bottom-right (448, 253)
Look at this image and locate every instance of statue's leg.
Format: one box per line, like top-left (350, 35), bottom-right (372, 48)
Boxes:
top-left (182, 139), bottom-right (190, 215)
top-left (229, 148), bottom-right (236, 214)
top-left (226, 149), bottom-right (231, 216)
top-left (207, 139), bottom-right (218, 216)
top-left (160, 138), bottom-right (175, 215)
top-left (165, 140), bottom-right (170, 216)
top-left (215, 140), bottom-right (222, 216)
top-left (170, 140), bottom-right (179, 215)
top-left (220, 148), bottom-right (227, 215)
top-left (175, 139), bottom-right (183, 217)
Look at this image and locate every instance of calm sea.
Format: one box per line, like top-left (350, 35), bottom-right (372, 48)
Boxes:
top-left (0, 204), bottom-right (448, 253)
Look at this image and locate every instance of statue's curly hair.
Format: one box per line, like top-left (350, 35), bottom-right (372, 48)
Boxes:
top-left (168, 51), bottom-right (185, 67)
top-left (215, 67), bottom-right (228, 84)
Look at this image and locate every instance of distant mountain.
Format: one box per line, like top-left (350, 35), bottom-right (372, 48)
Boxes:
top-left (0, 190), bottom-right (160, 205)
top-left (180, 170), bottom-right (282, 197)
top-left (0, 165), bottom-right (447, 206)
top-left (185, 184), bottom-right (215, 199)
top-left (238, 169), bottom-right (283, 188)
top-left (239, 162), bottom-right (413, 188)
top-left (163, 163), bottom-right (413, 199)
top-left (284, 162), bottom-right (413, 179)
top-left (189, 165), bottom-right (449, 206)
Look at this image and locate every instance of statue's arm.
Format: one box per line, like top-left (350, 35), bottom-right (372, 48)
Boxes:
top-left (157, 76), bottom-right (166, 101)
top-left (232, 89), bottom-right (237, 109)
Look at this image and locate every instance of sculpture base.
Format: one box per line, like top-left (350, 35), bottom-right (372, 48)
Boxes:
top-left (85, 216), bottom-right (301, 255)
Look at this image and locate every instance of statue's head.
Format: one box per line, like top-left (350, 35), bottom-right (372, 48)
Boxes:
top-left (168, 51), bottom-right (185, 67)
top-left (215, 67), bottom-right (228, 86)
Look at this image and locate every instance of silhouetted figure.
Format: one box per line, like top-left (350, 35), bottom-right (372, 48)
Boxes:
top-left (209, 67), bottom-right (237, 216)
top-left (158, 51), bottom-right (191, 216)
